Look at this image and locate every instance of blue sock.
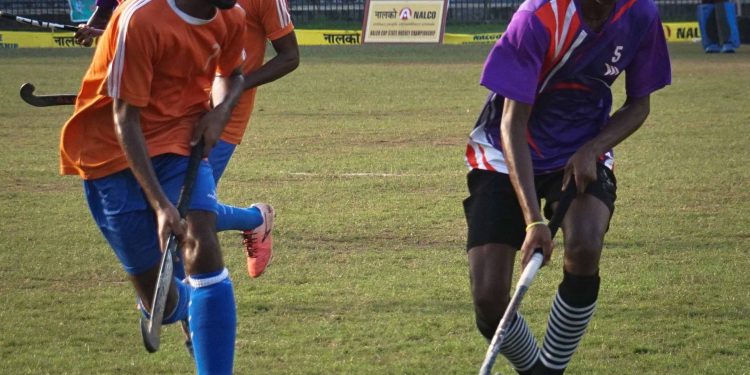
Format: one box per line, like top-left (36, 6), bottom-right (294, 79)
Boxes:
top-left (139, 277), bottom-right (191, 324)
top-left (215, 204), bottom-right (263, 232)
top-left (188, 268), bottom-right (236, 375)
top-left (208, 140), bottom-right (237, 184)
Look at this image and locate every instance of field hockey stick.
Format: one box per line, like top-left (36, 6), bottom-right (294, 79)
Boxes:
top-left (141, 138), bottom-right (204, 353)
top-left (478, 182), bottom-right (577, 375)
top-left (20, 83), bottom-right (77, 107)
top-left (0, 11), bottom-right (79, 31)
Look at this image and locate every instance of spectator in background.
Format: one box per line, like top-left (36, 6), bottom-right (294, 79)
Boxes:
top-left (698, 0), bottom-right (741, 52)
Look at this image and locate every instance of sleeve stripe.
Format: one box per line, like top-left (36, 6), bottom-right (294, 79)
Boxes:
top-left (106, 0), bottom-right (152, 99)
top-left (276, 0), bottom-right (291, 28)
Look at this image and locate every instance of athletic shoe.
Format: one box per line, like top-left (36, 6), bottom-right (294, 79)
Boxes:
top-left (242, 203), bottom-right (275, 278)
top-left (705, 44), bottom-right (721, 53)
top-left (721, 44), bottom-right (736, 53)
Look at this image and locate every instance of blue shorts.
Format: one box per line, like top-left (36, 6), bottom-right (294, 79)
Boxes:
top-left (84, 154), bottom-right (218, 275)
top-left (208, 139), bottom-right (237, 184)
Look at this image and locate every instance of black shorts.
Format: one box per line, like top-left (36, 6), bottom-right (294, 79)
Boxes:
top-left (462, 165), bottom-right (617, 250)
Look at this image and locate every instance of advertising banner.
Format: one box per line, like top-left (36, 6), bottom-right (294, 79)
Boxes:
top-left (68, 0), bottom-right (96, 23)
top-left (296, 29), bottom-right (362, 45)
top-left (662, 22), bottom-right (702, 43)
top-left (0, 31), bottom-right (84, 48)
top-left (362, 0), bottom-right (449, 43)
top-left (0, 23), bottom-right (700, 49)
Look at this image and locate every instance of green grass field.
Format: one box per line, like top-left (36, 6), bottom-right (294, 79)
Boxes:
top-left (0, 42), bottom-right (748, 374)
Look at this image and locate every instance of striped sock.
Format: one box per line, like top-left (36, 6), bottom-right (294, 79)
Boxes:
top-left (188, 268), bottom-right (237, 375)
top-left (500, 313), bottom-right (540, 374)
top-left (538, 272), bottom-right (599, 374)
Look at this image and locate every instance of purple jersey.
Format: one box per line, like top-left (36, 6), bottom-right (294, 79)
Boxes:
top-left (465, 0), bottom-right (671, 174)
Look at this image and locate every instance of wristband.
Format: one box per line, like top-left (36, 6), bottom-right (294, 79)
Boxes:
top-left (525, 221), bottom-right (546, 232)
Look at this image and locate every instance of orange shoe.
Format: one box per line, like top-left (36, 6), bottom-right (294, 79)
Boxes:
top-left (242, 203), bottom-right (275, 278)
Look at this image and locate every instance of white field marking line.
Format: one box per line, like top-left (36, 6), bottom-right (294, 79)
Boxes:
top-left (284, 171), bottom-right (466, 177)
top-left (282, 171), bottom-right (468, 178)
top-left (286, 172), bottom-right (415, 177)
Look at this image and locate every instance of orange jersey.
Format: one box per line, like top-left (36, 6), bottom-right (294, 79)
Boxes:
top-left (221, 0), bottom-right (294, 145)
top-left (60, 0), bottom-right (246, 179)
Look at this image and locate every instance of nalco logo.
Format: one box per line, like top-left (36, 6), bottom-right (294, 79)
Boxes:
top-left (399, 7), bottom-right (412, 20)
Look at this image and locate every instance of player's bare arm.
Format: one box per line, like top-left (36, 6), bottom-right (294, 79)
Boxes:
top-left (74, 6), bottom-right (113, 46)
top-left (500, 97), bottom-right (554, 268)
top-left (88, 5), bottom-right (114, 29)
top-left (242, 32), bottom-right (300, 90)
top-left (563, 95), bottom-right (651, 193)
top-left (113, 99), bottom-right (185, 251)
top-left (198, 68), bottom-right (245, 156)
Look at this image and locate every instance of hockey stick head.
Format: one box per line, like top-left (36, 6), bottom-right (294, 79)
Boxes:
top-left (19, 83), bottom-right (77, 107)
top-left (19, 83), bottom-right (36, 102)
top-left (142, 236), bottom-right (177, 353)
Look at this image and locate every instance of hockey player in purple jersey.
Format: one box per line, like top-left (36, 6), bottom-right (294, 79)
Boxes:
top-left (463, 0), bottom-right (671, 373)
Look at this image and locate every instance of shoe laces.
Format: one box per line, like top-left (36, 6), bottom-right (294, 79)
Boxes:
top-left (242, 231), bottom-right (258, 258)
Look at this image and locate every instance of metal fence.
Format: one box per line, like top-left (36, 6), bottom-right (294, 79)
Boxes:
top-left (1, 0), bottom-right (748, 30)
top-left (289, 0), bottom-right (749, 24)
top-left (0, 0), bottom-right (72, 29)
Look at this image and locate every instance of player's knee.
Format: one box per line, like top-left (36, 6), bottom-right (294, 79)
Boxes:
top-left (182, 231), bottom-right (218, 257)
top-left (471, 272), bottom-right (511, 315)
top-left (182, 230), bottom-right (222, 273)
top-left (472, 272), bottom-right (510, 306)
top-left (564, 236), bottom-right (602, 275)
top-left (474, 292), bottom-right (509, 314)
top-left (473, 296), bottom-right (505, 340)
top-left (472, 288), bottom-right (510, 339)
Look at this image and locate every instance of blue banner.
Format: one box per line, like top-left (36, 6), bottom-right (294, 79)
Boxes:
top-left (68, 0), bottom-right (96, 23)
